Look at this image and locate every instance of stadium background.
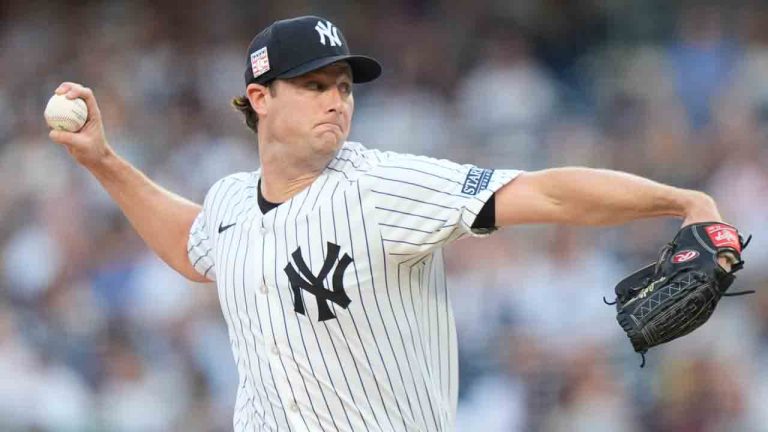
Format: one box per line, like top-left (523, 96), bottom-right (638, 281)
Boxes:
top-left (2, 0), bottom-right (768, 430)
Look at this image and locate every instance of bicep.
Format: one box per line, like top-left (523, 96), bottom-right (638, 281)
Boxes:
top-left (494, 171), bottom-right (566, 226)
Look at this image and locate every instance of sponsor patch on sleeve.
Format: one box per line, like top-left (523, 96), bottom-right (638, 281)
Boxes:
top-left (251, 47), bottom-right (270, 79)
top-left (461, 167), bottom-right (494, 196)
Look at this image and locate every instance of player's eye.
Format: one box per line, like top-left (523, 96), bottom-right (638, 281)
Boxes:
top-left (338, 82), bottom-right (352, 96)
top-left (306, 81), bottom-right (324, 91)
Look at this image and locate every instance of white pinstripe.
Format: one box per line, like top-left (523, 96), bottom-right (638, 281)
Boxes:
top-left (188, 142), bottom-right (521, 431)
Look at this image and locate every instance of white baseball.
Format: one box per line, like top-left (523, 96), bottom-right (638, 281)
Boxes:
top-left (44, 94), bottom-right (88, 132)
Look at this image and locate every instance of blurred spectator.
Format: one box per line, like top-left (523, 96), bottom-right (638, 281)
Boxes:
top-left (456, 20), bottom-right (558, 167)
top-left (668, 5), bottom-right (741, 130)
top-left (542, 347), bottom-right (636, 432)
top-left (653, 357), bottom-right (748, 432)
top-left (2, 1), bottom-right (767, 431)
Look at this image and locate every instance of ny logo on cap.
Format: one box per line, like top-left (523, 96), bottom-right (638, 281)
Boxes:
top-left (315, 20), bottom-right (342, 47)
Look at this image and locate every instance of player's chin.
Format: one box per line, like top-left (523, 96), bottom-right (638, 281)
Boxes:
top-left (314, 131), bottom-right (346, 152)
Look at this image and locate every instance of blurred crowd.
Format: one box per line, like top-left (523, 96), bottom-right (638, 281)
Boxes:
top-left (2, 0), bottom-right (768, 431)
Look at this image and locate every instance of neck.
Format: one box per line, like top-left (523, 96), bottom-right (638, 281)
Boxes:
top-left (257, 136), bottom-right (339, 203)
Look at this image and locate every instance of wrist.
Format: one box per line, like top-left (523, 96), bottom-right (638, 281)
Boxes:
top-left (83, 146), bottom-right (124, 182)
top-left (681, 190), bottom-right (722, 226)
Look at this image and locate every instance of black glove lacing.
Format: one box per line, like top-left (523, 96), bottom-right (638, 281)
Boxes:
top-left (609, 235), bottom-right (754, 367)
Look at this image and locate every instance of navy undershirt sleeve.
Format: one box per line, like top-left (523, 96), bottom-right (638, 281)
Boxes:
top-left (471, 193), bottom-right (496, 229)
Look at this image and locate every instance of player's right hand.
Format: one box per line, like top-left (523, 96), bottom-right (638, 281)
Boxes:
top-left (48, 82), bottom-right (113, 168)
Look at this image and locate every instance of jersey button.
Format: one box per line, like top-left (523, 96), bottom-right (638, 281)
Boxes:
top-left (260, 227), bottom-right (268, 235)
top-left (289, 401), bottom-right (299, 412)
top-left (271, 344), bottom-right (279, 355)
top-left (260, 284), bottom-right (268, 294)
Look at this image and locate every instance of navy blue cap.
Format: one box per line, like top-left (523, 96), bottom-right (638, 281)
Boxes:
top-left (244, 16), bottom-right (382, 86)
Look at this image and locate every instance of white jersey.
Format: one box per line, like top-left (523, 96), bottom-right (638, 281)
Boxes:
top-left (188, 142), bottom-right (520, 431)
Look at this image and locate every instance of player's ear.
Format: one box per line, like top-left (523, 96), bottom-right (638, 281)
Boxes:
top-left (246, 83), bottom-right (272, 116)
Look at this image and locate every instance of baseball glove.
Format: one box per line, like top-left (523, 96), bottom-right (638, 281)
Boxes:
top-left (607, 222), bottom-right (751, 366)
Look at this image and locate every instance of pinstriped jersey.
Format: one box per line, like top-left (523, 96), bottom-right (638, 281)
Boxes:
top-left (187, 141), bottom-right (521, 431)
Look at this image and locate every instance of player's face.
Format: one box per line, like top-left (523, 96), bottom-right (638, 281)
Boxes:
top-left (268, 63), bottom-right (354, 154)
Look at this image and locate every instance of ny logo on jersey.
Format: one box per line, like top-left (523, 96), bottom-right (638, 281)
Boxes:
top-left (284, 242), bottom-right (352, 321)
top-left (314, 20), bottom-right (342, 47)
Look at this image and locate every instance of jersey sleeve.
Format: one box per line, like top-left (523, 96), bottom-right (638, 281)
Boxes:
top-left (186, 172), bottom-right (252, 281)
top-left (363, 152), bottom-right (521, 256)
top-left (188, 209), bottom-right (216, 281)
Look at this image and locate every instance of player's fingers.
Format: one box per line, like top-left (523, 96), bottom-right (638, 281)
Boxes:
top-left (49, 129), bottom-right (78, 146)
top-left (55, 82), bottom-right (88, 96)
top-left (717, 252), bottom-right (737, 272)
top-left (65, 86), bottom-right (89, 100)
top-left (49, 130), bottom-right (93, 156)
top-left (59, 83), bottom-right (102, 123)
top-left (54, 82), bottom-right (74, 95)
top-left (57, 81), bottom-right (85, 91)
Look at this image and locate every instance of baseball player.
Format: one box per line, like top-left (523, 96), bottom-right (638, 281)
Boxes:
top-left (49, 15), bottom-right (733, 432)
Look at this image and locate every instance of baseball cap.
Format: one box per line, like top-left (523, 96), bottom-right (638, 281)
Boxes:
top-left (244, 16), bottom-right (382, 87)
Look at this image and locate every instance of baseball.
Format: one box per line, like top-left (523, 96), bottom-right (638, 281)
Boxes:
top-left (44, 94), bottom-right (88, 132)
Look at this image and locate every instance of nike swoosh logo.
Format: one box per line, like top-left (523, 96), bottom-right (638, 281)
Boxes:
top-left (218, 222), bottom-right (236, 233)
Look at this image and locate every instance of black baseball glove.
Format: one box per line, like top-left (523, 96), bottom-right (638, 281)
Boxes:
top-left (607, 222), bottom-right (751, 366)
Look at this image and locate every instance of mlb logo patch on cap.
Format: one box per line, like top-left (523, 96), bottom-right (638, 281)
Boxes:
top-left (251, 47), bottom-right (270, 79)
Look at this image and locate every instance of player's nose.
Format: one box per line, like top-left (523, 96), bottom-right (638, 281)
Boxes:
top-left (323, 86), bottom-right (346, 113)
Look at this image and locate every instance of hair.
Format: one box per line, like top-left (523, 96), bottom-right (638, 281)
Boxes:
top-left (231, 83), bottom-right (276, 134)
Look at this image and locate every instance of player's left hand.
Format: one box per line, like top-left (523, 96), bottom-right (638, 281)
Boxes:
top-left (609, 222), bottom-right (751, 366)
top-left (679, 191), bottom-right (733, 270)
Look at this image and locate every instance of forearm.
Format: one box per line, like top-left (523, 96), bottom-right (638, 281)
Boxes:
top-left (86, 150), bottom-right (207, 282)
top-left (47, 83), bottom-right (208, 282)
top-left (497, 167), bottom-right (720, 226)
